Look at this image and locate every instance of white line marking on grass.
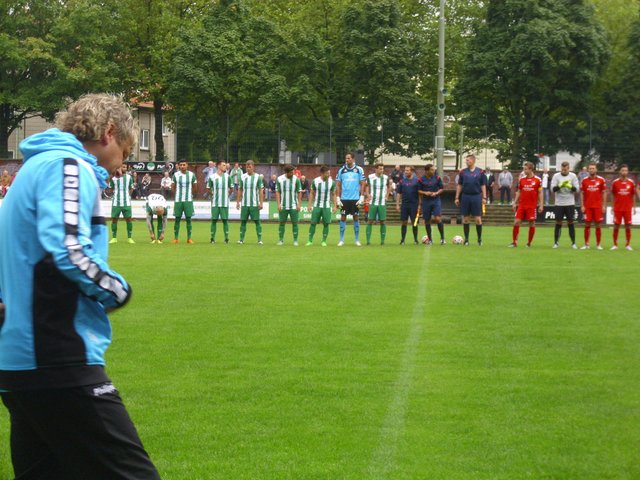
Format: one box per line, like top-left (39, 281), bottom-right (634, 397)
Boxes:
top-left (367, 246), bottom-right (431, 479)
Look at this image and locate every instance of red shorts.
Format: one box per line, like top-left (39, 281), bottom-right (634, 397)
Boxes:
top-left (583, 207), bottom-right (604, 223)
top-left (614, 210), bottom-right (632, 225)
top-left (515, 207), bottom-right (537, 221)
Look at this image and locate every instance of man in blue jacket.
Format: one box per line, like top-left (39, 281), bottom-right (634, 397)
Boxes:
top-left (0, 94), bottom-right (160, 479)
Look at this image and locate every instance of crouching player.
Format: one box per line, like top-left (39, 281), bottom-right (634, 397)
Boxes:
top-left (611, 164), bottom-right (635, 250)
top-left (146, 193), bottom-right (169, 244)
top-left (306, 166), bottom-right (336, 246)
top-left (509, 161), bottom-right (543, 247)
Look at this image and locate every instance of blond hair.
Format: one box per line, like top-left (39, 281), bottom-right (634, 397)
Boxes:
top-left (56, 93), bottom-right (138, 147)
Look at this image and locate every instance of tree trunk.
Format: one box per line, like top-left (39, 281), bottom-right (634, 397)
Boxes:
top-left (153, 97), bottom-right (165, 162)
top-left (0, 104), bottom-right (12, 158)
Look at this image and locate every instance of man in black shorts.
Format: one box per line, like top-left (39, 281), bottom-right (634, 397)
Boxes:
top-left (336, 153), bottom-right (366, 246)
top-left (551, 161), bottom-right (580, 249)
top-left (396, 166), bottom-right (421, 245)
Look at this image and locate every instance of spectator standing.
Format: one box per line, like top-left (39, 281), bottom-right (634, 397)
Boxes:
top-left (1, 170), bottom-right (12, 197)
top-left (300, 175), bottom-right (310, 200)
top-left (160, 170), bottom-right (173, 199)
top-left (541, 169), bottom-right (550, 205)
top-left (498, 167), bottom-right (513, 205)
top-left (267, 174), bottom-right (277, 201)
top-left (485, 169), bottom-right (495, 204)
top-left (578, 166), bottom-right (589, 183)
top-left (141, 172), bottom-right (152, 199)
top-left (390, 164), bottom-right (403, 186)
top-left (131, 171), bottom-right (141, 199)
top-left (230, 162), bottom-right (243, 200)
top-left (293, 166), bottom-right (302, 178)
top-left (202, 161), bottom-right (216, 199)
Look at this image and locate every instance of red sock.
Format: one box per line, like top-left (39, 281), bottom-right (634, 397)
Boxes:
top-left (613, 228), bottom-right (619, 246)
top-left (626, 227), bottom-right (632, 246)
top-left (513, 225), bottom-right (520, 243)
top-left (584, 226), bottom-right (591, 244)
top-left (528, 226), bottom-right (535, 245)
top-left (596, 227), bottom-right (602, 245)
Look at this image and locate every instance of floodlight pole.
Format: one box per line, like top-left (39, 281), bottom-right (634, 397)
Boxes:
top-left (435, 0), bottom-right (446, 174)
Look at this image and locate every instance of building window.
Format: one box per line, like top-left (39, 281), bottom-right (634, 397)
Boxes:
top-left (7, 150), bottom-right (15, 159)
top-left (162, 117), bottom-right (170, 136)
top-left (140, 129), bottom-right (150, 150)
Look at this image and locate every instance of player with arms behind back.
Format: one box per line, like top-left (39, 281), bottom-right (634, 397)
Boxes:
top-left (610, 164), bottom-right (635, 250)
top-left (237, 160), bottom-right (264, 245)
top-left (509, 161), bottom-right (543, 247)
top-left (207, 160), bottom-right (232, 244)
top-left (418, 164), bottom-right (445, 245)
top-left (276, 164), bottom-right (302, 246)
top-left (336, 152), bottom-right (366, 246)
top-left (365, 162), bottom-right (389, 245)
top-left (108, 163), bottom-right (135, 244)
top-left (580, 162), bottom-right (607, 250)
top-left (455, 154), bottom-right (487, 246)
top-left (172, 158), bottom-right (197, 244)
top-left (306, 165), bottom-right (336, 246)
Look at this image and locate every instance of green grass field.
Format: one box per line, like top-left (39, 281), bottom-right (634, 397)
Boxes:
top-left (1, 222), bottom-right (639, 479)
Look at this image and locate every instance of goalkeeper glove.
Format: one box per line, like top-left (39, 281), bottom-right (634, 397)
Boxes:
top-left (357, 195), bottom-right (364, 207)
top-left (336, 198), bottom-right (343, 208)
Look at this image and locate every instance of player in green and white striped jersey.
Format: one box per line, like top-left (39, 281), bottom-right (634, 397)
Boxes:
top-left (276, 165), bottom-right (302, 245)
top-left (236, 160), bottom-right (264, 244)
top-left (171, 159), bottom-right (197, 243)
top-left (306, 166), bottom-right (336, 246)
top-left (365, 163), bottom-right (390, 245)
top-left (207, 160), bottom-right (233, 244)
top-left (145, 194), bottom-right (169, 243)
top-left (108, 164), bottom-right (135, 244)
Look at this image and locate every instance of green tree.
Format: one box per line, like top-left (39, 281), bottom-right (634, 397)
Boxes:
top-left (0, 0), bottom-right (121, 157)
top-left (115, 0), bottom-right (206, 162)
top-left (456, 0), bottom-right (609, 167)
top-left (607, 13), bottom-right (640, 168)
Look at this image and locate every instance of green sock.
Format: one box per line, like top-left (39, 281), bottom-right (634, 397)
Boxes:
top-left (240, 221), bottom-right (247, 241)
top-left (126, 221), bottom-right (132, 238)
top-left (256, 220), bottom-right (262, 241)
top-left (211, 220), bottom-right (217, 241)
top-left (222, 220), bottom-right (229, 241)
top-left (279, 223), bottom-right (285, 241)
top-left (381, 223), bottom-right (387, 243)
top-left (293, 223), bottom-right (299, 241)
top-left (323, 224), bottom-right (329, 241)
top-left (174, 218), bottom-right (181, 239)
top-left (366, 223), bottom-right (372, 243)
top-left (309, 223), bottom-right (316, 241)
top-left (111, 221), bottom-right (117, 238)
top-left (186, 218), bottom-right (192, 239)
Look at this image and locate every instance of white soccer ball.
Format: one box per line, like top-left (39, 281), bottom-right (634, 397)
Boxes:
top-left (421, 235), bottom-right (430, 244)
top-left (452, 235), bottom-right (464, 245)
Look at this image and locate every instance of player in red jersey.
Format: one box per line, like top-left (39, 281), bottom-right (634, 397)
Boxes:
top-left (610, 164), bottom-right (635, 250)
top-left (580, 163), bottom-right (607, 250)
top-left (509, 161), bottom-right (543, 247)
